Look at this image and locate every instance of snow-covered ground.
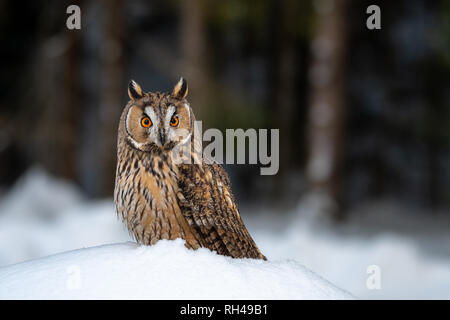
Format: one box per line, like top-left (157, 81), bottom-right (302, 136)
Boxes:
top-left (0, 239), bottom-right (351, 299)
top-left (1, 168), bottom-right (450, 299)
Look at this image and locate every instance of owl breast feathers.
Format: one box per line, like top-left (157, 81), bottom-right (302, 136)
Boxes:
top-left (114, 78), bottom-right (266, 260)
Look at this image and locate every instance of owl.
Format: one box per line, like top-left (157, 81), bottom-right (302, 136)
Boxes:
top-left (114, 77), bottom-right (266, 260)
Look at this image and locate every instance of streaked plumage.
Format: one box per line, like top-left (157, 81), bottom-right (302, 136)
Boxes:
top-left (114, 78), bottom-right (266, 260)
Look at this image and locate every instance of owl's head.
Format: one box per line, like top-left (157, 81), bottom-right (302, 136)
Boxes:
top-left (120, 77), bottom-right (194, 153)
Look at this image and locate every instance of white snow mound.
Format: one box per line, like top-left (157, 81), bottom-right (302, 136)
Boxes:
top-left (0, 239), bottom-right (352, 299)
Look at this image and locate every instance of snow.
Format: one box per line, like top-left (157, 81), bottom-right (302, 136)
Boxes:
top-left (1, 167), bottom-right (450, 299)
top-left (0, 239), bottom-right (351, 300)
top-left (0, 167), bottom-right (130, 266)
top-left (255, 198), bottom-right (450, 299)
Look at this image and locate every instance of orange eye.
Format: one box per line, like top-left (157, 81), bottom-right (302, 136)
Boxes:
top-left (170, 115), bottom-right (179, 127)
top-left (141, 116), bottom-right (152, 128)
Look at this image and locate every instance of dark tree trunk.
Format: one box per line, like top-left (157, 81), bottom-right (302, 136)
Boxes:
top-left (96, 0), bottom-right (125, 196)
top-left (179, 0), bottom-right (210, 122)
top-left (61, 29), bottom-right (80, 181)
top-left (305, 0), bottom-right (350, 219)
top-left (266, 0), bottom-right (296, 200)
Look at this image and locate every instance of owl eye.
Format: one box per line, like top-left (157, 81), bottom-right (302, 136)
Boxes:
top-left (141, 116), bottom-right (152, 128)
top-left (170, 115), bottom-right (179, 127)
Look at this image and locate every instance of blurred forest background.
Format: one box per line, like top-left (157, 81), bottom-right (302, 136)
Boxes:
top-left (0, 0), bottom-right (449, 219)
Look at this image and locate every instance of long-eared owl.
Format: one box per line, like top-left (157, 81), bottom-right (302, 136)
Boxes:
top-left (114, 78), bottom-right (266, 260)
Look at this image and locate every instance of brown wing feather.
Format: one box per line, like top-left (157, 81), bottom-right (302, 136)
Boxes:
top-left (177, 162), bottom-right (266, 260)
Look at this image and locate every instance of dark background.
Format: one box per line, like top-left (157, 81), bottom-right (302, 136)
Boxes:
top-left (0, 0), bottom-right (449, 218)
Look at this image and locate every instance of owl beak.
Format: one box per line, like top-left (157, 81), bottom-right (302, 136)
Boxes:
top-left (159, 129), bottom-right (166, 146)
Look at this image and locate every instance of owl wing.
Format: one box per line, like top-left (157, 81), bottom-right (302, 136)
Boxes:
top-left (177, 162), bottom-right (266, 260)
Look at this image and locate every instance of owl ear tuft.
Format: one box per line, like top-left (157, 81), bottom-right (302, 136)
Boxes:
top-left (172, 77), bottom-right (188, 100)
top-left (128, 80), bottom-right (143, 101)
